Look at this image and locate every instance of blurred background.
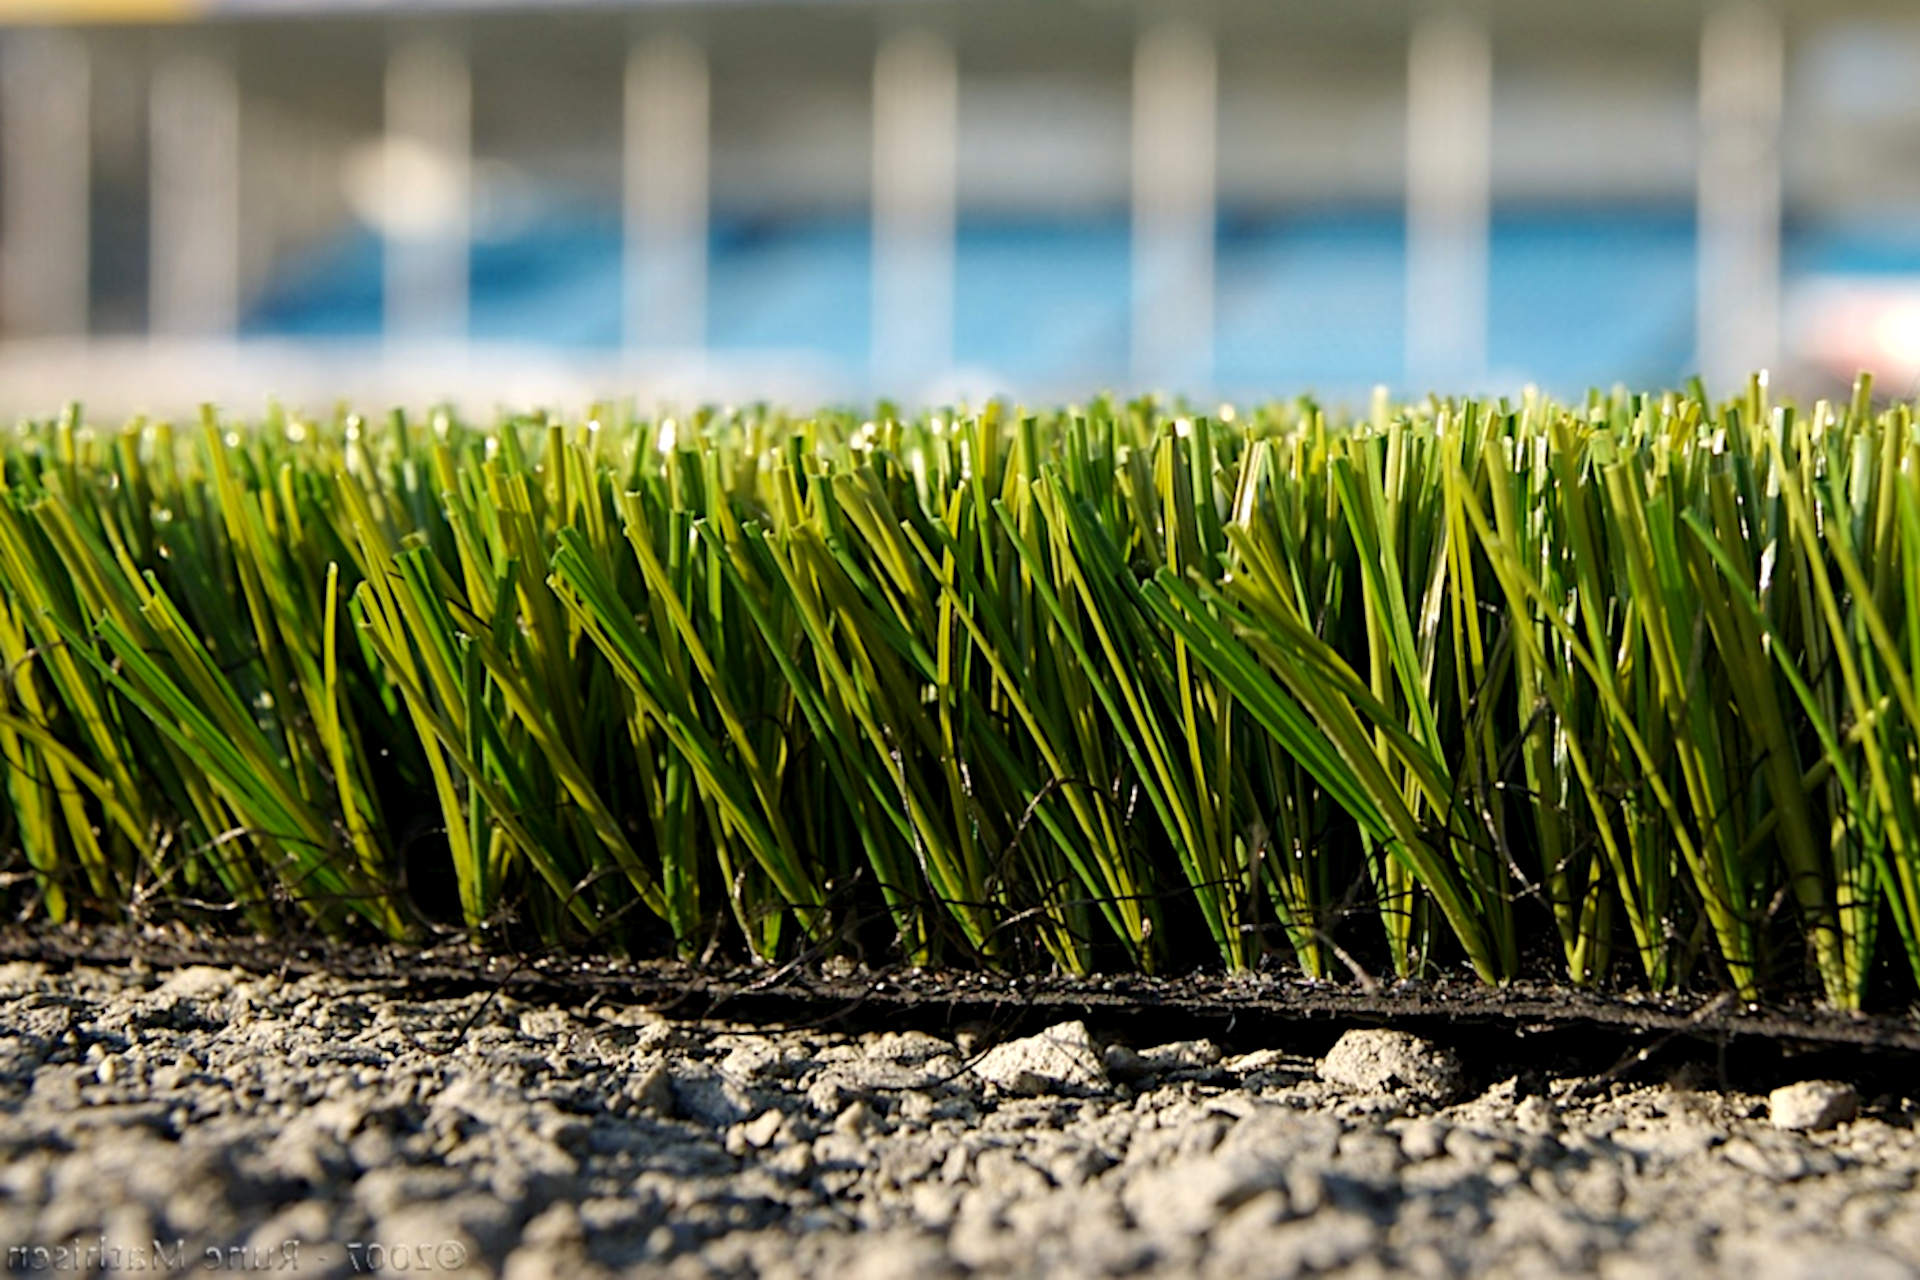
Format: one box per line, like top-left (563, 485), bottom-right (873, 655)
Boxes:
top-left (0, 0), bottom-right (1917, 414)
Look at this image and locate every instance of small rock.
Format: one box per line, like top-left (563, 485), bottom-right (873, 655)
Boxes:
top-left (970, 1021), bottom-right (1108, 1096)
top-left (866, 1031), bottom-right (955, 1064)
top-left (1398, 1117), bottom-right (1450, 1162)
top-left (668, 1066), bottom-right (757, 1128)
top-left (518, 1008), bottom-right (574, 1039)
top-left (725, 1105), bottom-right (787, 1159)
top-left (1723, 1136), bottom-right (1810, 1181)
top-left (520, 1202), bottom-right (585, 1248)
top-left (808, 1078), bottom-right (849, 1117)
top-left (1443, 1125), bottom-right (1518, 1169)
top-left (1217, 1106), bottom-right (1342, 1164)
top-left (1334, 1128), bottom-right (1405, 1179)
top-left (155, 966), bottom-right (235, 1001)
top-left (740, 1108), bottom-right (788, 1150)
top-left (376, 1200), bottom-right (500, 1276)
top-left (835, 1099), bottom-right (878, 1135)
top-left (1104, 1039), bottom-right (1222, 1081)
top-left (1123, 1154), bottom-right (1285, 1237)
top-left (1103, 1045), bottom-right (1146, 1080)
top-left (625, 1060), bottom-right (675, 1116)
top-left (1222, 1048), bottom-right (1305, 1083)
top-left (845, 1231), bottom-right (963, 1280)
top-left (1515, 1094), bottom-right (1559, 1135)
top-left (940, 1145), bottom-right (970, 1184)
top-left (909, 1183), bottom-right (963, 1229)
top-left (246, 1201), bottom-right (331, 1264)
top-left (1769, 1080), bottom-right (1858, 1132)
top-left (765, 1141), bottom-right (816, 1183)
top-left (719, 1040), bottom-right (788, 1081)
top-left (1318, 1029), bottom-right (1462, 1103)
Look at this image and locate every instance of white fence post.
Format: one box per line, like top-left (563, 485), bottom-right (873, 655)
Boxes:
top-left (625, 35), bottom-right (710, 354)
top-left (383, 35), bottom-right (470, 344)
top-left (1131, 21), bottom-right (1216, 391)
top-left (1405, 8), bottom-right (1492, 391)
top-left (150, 49), bottom-right (241, 338)
top-left (1697, 2), bottom-right (1784, 392)
top-left (871, 28), bottom-right (957, 396)
top-left (0, 31), bottom-right (91, 337)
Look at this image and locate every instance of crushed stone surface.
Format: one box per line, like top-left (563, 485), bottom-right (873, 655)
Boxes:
top-left (2, 962), bottom-right (1919, 1278)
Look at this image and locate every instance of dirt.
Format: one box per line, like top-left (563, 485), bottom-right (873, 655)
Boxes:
top-left (3, 961), bottom-right (1920, 1278)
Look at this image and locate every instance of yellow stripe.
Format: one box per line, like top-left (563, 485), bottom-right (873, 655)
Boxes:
top-left (0, 0), bottom-right (199, 21)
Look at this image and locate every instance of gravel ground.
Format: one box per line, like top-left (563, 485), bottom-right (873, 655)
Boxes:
top-left (2, 962), bottom-right (1918, 1279)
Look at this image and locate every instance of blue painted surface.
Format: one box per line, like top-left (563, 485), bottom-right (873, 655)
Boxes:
top-left (468, 213), bottom-right (622, 348)
top-left (954, 219), bottom-right (1132, 387)
top-left (1787, 219), bottom-right (1920, 278)
top-left (1485, 208), bottom-right (1697, 392)
top-left (1215, 210), bottom-right (1407, 396)
top-left (707, 219), bottom-right (871, 361)
top-left (247, 227), bottom-right (384, 338)
top-left (241, 206), bottom-right (1920, 395)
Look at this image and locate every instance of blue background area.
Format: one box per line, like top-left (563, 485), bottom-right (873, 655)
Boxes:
top-left (243, 207), bottom-right (1920, 396)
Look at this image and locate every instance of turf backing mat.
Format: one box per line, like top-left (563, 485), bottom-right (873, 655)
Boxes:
top-left (6, 925), bottom-right (1919, 1087)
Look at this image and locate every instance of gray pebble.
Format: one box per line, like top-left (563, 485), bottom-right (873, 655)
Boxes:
top-left (1318, 1028), bottom-right (1463, 1103)
top-left (1769, 1080), bottom-right (1859, 1132)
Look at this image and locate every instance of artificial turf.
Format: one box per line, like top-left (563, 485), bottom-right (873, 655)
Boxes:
top-left (2, 377), bottom-right (1916, 1009)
